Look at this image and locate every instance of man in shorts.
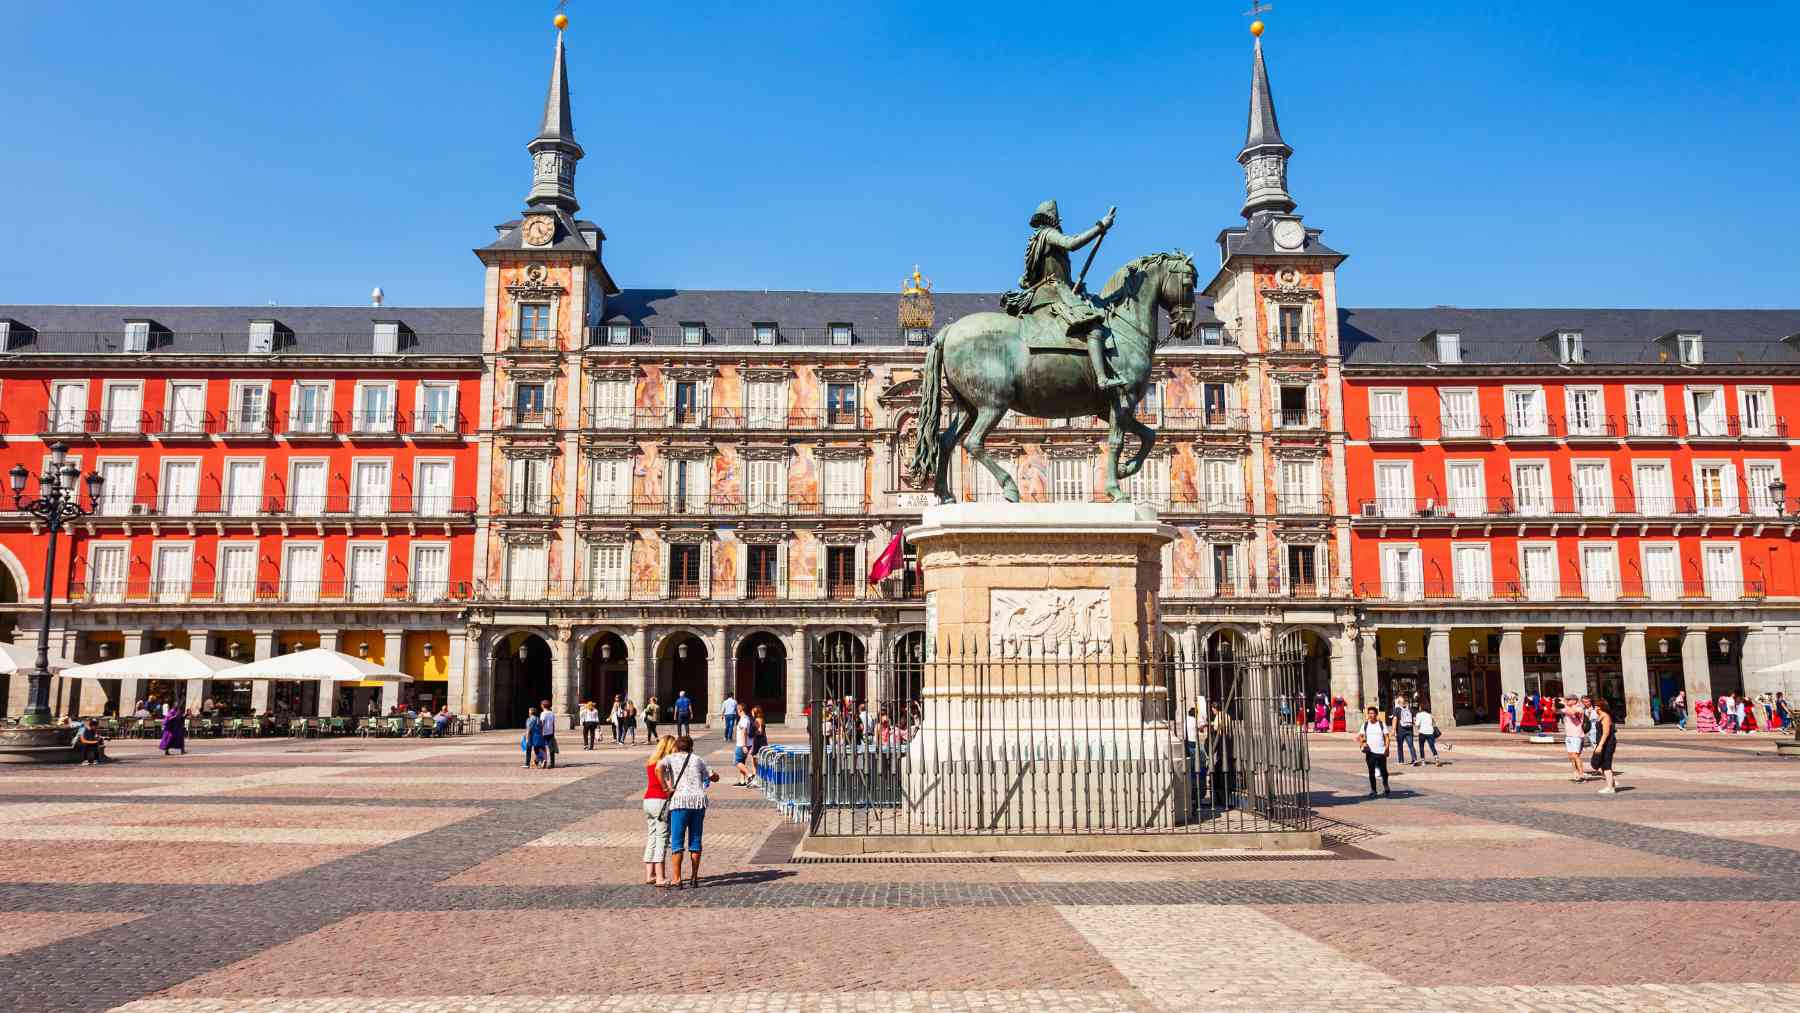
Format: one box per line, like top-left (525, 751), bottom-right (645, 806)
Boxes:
top-left (1561, 696), bottom-right (1588, 782)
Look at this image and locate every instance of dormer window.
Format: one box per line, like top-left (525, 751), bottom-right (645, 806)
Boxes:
top-left (752, 323), bottom-right (777, 346)
top-left (372, 321), bottom-right (400, 356)
top-left (1198, 324), bottom-right (1226, 348)
top-left (606, 323), bottom-right (631, 345)
top-left (829, 323), bottom-right (853, 347)
top-left (249, 320), bottom-right (276, 355)
top-left (1434, 331), bottom-right (1461, 364)
top-left (680, 323), bottom-right (705, 346)
top-left (1558, 330), bottom-right (1584, 364)
top-left (1678, 331), bottom-right (1703, 365)
top-left (123, 321), bottom-right (150, 354)
top-left (1, 320), bottom-right (15, 352)
top-left (905, 327), bottom-right (929, 346)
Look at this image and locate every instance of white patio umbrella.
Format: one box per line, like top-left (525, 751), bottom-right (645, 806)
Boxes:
top-left (222, 647), bottom-right (412, 683)
top-left (0, 641), bottom-right (74, 675)
top-left (1753, 657), bottom-right (1800, 677)
top-left (62, 647), bottom-right (242, 681)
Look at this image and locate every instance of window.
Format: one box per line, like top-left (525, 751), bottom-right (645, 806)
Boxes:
top-left (1373, 461), bottom-right (1412, 518)
top-left (672, 381), bottom-right (700, 426)
top-left (829, 323), bottom-right (853, 347)
top-left (1642, 543), bottom-right (1681, 601)
top-left (96, 460), bottom-right (134, 516)
top-left (1051, 455), bottom-right (1092, 503)
top-left (1580, 543), bottom-right (1620, 602)
top-left (349, 460), bottom-right (390, 516)
top-left (372, 321), bottom-right (400, 356)
top-left (747, 544), bottom-right (779, 599)
top-left (746, 380), bottom-right (784, 429)
top-left (904, 327), bottom-right (929, 346)
top-left (1627, 386), bottom-right (1667, 436)
top-left (289, 382), bottom-right (332, 434)
top-left (410, 544), bottom-right (450, 602)
top-left (823, 457), bottom-right (863, 513)
top-left (249, 320), bottom-right (276, 355)
top-left (666, 457), bottom-right (707, 513)
top-left (1678, 332), bottom-right (1703, 365)
top-left (506, 541), bottom-right (549, 599)
top-left (669, 543), bottom-right (703, 598)
top-left (752, 323), bottom-right (777, 346)
top-left (1633, 461), bottom-right (1674, 515)
top-left (1277, 385), bottom-right (1312, 428)
top-left (1202, 458), bottom-right (1243, 512)
top-left (1520, 543), bottom-right (1559, 601)
top-left (153, 543), bottom-right (192, 603)
top-left (519, 303), bottom-right (554, 342)
top-left (1285, 544), bottom-right (1318, 595)
top-left (1277, 306), bottom-right (1305, 348)
top-left (123, 321), bottom-right (150, 353)
top-left (826, 545), bottom-right (857, 599)
top-left (229, 382), bottom-right (268, 434)
top-left (1694, 462), bottom-right (1736, 517)
top-left (509, 457), bottom-right (550, 515)
top-left (746, 457), bottom-right (783, 515)
top-left (418, 383), bottom-right (458, 432)
top-left (587, 542), bottom-right (627, 600)
top-left (1439, 389), bottom-right (1478, 437)
top-left (1686, 386), bottom-right (1726, 437)
top-left (970, 452), bottom-right (1011, 502)
top-left (1505, 386), bottom-right (1547, 436)
top-left (1564, 386), bottom-right (1604, 436)
top-left (1201, 382), bottom-right (1231, 427)
top-left (1739, 386), bottom-right (1775, 437)
top-left (88, 543), bottom-right (128, 603)
top-left (166, 381), bottom-right (206, 434)
top-left (159, 460), bottom-right (199, 515)
top-left (416, 460), bottom-right (453, 516)
top-left (101, 382), bottom-right (142, 433)
top-left (1557, 330), bottom-right (1584, 364)
top-left (289, 460), bottom-right (327, 516)
top-left (513, 382), bottom-right (548, 427)
top-left (354, 382), bottom-right (395, 433)
top-left (1434, 331), bottom-right (1461, 364)
top-left (49, 381), bottom-right (87, 433)
top-left (591, 379), bottom-right (633, 429)
top-left (283, 543), bottom-right (322, 603)
top-left (1572, 461), bottom-right (1612, 514)
top-left (680, 323), bottom-right (704, 346)
top-left (1279, 459), bottom-right (1319, 513)
top-left (1453, 543), bottom-right (1491, 600)
top-left (1379, 545), bottom-right (1422, 601)
top-left (220, 543), bottom-right (257, 603)
top-left (589, 457), bottom-right (630, 515)
top-left (1369, 389), bottom-right (1408, 438)
top-left (1446, 461), bottom-right (1486, 517)
top-left (348, 543), bottom-right (385, 603)
top-left (825, 383), bottom-right (858, 427)
top-left (1127, 455), bottom-right (1170, 508)
top-left (606, 323), bottom-right (631, 345)
top-left (1211, 543), bottom-right (1239, 595)
top-left (1747, 461), bottom-right (1783, 517)
top-left (1198, 324), bottom-right (1226, 348)
top-left (1703, 543), bottom-right (1742, 601)
top-left (223, 460), bottom-right (264, 516)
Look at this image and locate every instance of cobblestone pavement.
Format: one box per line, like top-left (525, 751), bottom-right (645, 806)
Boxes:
top-left (2, 725), bottom-right (1798, 1011)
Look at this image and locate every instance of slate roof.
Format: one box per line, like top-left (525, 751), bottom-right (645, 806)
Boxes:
top-left (1218, 216), bottom-right (1343, 261)
top-left (1340, 308), bottom-right (1800, 366)
top-left (0, 306), bottom-right (483, 356)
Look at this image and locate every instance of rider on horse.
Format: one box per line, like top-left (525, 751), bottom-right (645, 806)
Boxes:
top-left (1004, 200), bottom-right (1124, 390)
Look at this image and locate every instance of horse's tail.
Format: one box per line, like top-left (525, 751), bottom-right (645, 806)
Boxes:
top-left (909, 330), bottom-right (946, 483)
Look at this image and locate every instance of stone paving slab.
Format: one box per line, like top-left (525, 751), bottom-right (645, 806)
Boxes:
top-left (0, 912), bottom-right (141, 957)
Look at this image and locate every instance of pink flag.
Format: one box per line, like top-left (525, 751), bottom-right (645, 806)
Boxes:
top-left (868, 531), bottom-right (905, 584)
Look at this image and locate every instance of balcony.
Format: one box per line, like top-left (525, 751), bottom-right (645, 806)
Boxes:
top-left (73, 579), bottom-right (475, 607)
top-left (580, 405), bottom-right (872, 432)
top-left (1623, 415), bottom-right (1680, 441)
top-left (1501, 414), bottom-right (1556, 441)
top-left (1556, 414), bottom-right (1621, 441)
top-left (1438, 415), bottom-right (1495, 441)
top-left (410, 411), bottom-right (468, 440)
top-left (1367, 415), bottom-right (1421, 442)
top-left (77, 493), bottom-right (479, 521)
top-left (588, 494), bottom-right (874, 519)
top-left (1353, 579), bottom-right (1765, 605)
top-left (346, 411), bottom-right (400, 438)
top-left (1275, 493), bottom-right (1328, 515)
top-left (1164, 577), bottom-right (1266, 599)
top-left (469, 575), bottom-right (857, 603)
top-left (1353, 494), bottom-right (1793, 522)
top-left (283, 411), bottom-right (343, 440)
top-left (500, 494), bottom-right (559, 518)
top-left (1272, 328), bottom-right (1316, 353)
top-left (1271, 409), bottom-right (1323, 431)
top-left (1158, 409), bottom-right (1249, 433)
top-left (495, 406), bottom-right (560, 432)
top-left (12, 331), bottom-right (479, 356)
top-left (505, 329), bottom-right (559, 353)
top-left (1688, 415), bottom-right (1790, 442)
top-left (220, 412), bottom-right (274, 439)
top-left (151, 410), bottom-right (214, 441)
top-left (37, 410), bottom-right (98, 438)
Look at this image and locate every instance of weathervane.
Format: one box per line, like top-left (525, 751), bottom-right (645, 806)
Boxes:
top-left (554, 0), bottom-right (569, 31)
top-left (1245, 1), bottom-right (1271, 37)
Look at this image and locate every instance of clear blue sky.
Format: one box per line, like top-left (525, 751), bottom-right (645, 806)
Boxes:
top-left (4, 1), bottom-right (1797, 308)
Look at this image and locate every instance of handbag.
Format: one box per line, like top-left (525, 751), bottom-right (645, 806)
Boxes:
top-left (656, 752), bottom-right (693, 823)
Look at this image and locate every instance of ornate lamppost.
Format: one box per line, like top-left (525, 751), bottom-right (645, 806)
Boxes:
top-left (8, 442), bottom-right (103, 727)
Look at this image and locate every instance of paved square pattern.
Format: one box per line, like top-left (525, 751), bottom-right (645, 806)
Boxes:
top-left (2, 725), bottom-right (1799, 1011)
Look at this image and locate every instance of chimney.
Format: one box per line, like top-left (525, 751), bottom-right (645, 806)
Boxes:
top-left (371, 287), bottom-right (385, 308)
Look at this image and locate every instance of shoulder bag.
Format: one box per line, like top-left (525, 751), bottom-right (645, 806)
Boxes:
top-left (656, 752), bottom-right (693, 824)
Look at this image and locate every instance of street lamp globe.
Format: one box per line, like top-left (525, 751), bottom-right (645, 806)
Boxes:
top-left (8, 464), bottom-right (26, 496)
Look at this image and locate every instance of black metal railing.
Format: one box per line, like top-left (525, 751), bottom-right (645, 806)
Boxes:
top-left (77, 493), bottom-right (479, 520)
top-left (1352, 494), bottom-right (1791, 521)
top-left (1354, 579), bottom-right (1765, 604)
top-left (495, 406), bottom-right (560, 431)
top-left (73, 579), bottom-right (475, 606)
top-left (3, 331), bottom-right (481, 356)
top-left (469, 576), bottom-right (875, 602)
top-left (1367, 415), bottom-right (1421, 440)
top-left (1437, 415), bottom-right (1495, 440)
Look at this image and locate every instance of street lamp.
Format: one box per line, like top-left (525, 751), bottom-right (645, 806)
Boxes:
top-left (1772, 478), bottom-right (1787, 515)
top-left (8, 442), bottom-right (102, 725)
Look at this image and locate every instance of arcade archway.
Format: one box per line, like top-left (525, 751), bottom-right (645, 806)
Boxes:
top-left (657, 633), bottom-right (708, 722)
top-left (734, 631), bottom-right (787, 722)
top-left (582, 632), bottom-right (628, 708)
top-left (492, 631), bottom-right (552, 728)
top-left (816, 630), bottom-right (867, 704)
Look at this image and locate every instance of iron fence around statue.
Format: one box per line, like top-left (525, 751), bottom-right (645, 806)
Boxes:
top-left (804, 638), bottom-right (1311, 838)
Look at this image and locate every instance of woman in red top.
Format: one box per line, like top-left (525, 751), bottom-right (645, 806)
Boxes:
top-left (643, 735), bottom-right (676, 886)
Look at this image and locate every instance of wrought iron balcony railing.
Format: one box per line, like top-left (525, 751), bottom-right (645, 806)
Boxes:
top-left (1354, 579), bottom-right (1765, 604)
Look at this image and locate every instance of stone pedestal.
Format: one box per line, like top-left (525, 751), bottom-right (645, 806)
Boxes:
top-left (905, 502), bottom-right (1178, 831)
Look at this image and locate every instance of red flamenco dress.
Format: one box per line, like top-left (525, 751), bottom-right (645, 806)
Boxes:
top-left (1741, 708), bottom-right (1760, 733)
top-left (1694, 700), bottom-right (1718, 734)
top-left (1519, 697), bottom-right (1541, 733)
top-left (1330, 698), bottom-right (1347, 732)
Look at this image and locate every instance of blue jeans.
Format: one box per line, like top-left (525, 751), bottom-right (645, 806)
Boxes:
top-left (669, 807), bottom-right (706, 853)
top-left (1675, 706), bottom-right (1687, 730)
top-left (1395, 728), bottom-right (1416, 763)
top-left (724, 714), bottom-right (738, 741)
top-left (1418, 731), bottom-right (1439, 759)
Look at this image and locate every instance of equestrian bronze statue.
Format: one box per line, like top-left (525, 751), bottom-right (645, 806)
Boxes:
top-left (911, 204), bottom-right (1198, 504)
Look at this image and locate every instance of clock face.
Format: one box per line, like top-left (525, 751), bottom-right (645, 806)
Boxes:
top-left (1272, 219), bottom-right (1306, 250)
top-left (522, 217), bottom-right (555, 247)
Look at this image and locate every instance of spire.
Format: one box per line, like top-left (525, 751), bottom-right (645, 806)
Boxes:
top-left (1237, 29), bottom-right (1296, 220)
top-left (525, 23), bottom-right (584, 213)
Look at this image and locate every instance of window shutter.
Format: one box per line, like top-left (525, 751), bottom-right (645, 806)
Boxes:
top-left (659, 543), bottom-right (672, 599)
top-left (776, 540), bottom-right (789, 600)
top-left (734, 540), bottom-right (748, 599)
top-left (700, 540), bottom-right (712, 599)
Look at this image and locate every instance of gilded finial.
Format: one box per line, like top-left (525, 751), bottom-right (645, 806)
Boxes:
top-left (1250, 20), bottom-right (1264, 36)
top-left (902, 265), bottom-right (931, 295)
top-left (554, 0), bottom-right (569, 30)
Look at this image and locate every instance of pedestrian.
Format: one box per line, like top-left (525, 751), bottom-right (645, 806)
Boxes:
top-left (1673, 690), bottom-right (1687, 730)
top-left (1504, 691), bottom-right (1518, 734)
top-left (658, 734), bottom-right (718, 888)
top-left (732, 705), bottom-right (753, 787)
top-left (673, 691), bottom-right (693, 738)
top-left (1183, 705), bottom-right (1203, 818)
top-left (642, 735), bottom-right (676, 887)
top-left (160, 705), bottom-right (188, 756)
top-left (745, 706), bottom-right (767, 787)
top-left (1776, 692), bottom-right (1791, 732)
top-left (1414, 703), bottom-right (1443, 766)
top-left (521, 706), bottom-right (544, 768)
top-left (1582, 695), bottom-right (1599, 749)
top-left (539, 699), bottom-right (560, 769)
top-left (609, 694), bottom-right (626, 745)
top-left (76, 720), bottom-right (103, 765)
top-left (1591, 699), bottom-right (1620, 794)
top-left (1741, 694), bottom-right (1760, 733)
top-left (1562, 697), bottom-right (1589, 782)
top-left (1761, 693), bottom-right (1775, 731)
top-left (644, 696), bottom-right (660, 740)
top-left (1389, 696), bottom-right (1417, 766)
top-left (624, 699), bottom-right (640, 743)
top-left (580, 700), bottom-right (600, 750)
top-left (721, 692), bottom-right (739, 742)
top-left (1357, 706), bottom-right (1391, 798)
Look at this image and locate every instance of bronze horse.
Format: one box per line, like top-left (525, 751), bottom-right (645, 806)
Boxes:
top-left (910, 251), bottom-right (1198, 503)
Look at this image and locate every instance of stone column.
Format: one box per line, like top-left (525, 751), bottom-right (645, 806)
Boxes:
top-left (1329, 626), bottom-right (1358, 712)
top-left (1739, 625), bottom-right (1782, 698)
top-left (1621, 625), bottom-right (1652, 727)
top-left (1426, 626), bottom-right (1455, 727)
top-left (317, 629), bottom-right (339, 717)
top-left (446, 628), bottom-right (468, 715)
top-left (1681, 627), bottom-right (1713, 720)
top-left (1499, 627), bottom-right (1526, 705)
top-left (115, 629), bottom-right (147, 717)
top-left (550, 627), bottom-right (577, 717)
top-left (784, 626), bottom-right (811, 728)
top-left (1559, 626), bottom-right (1588, 696)
top-left (626, 627), bottom-right (650, 707)
top-left (250, 628), bottom-right (275, 713)
top-left (459, 627), bottom-right (482, 718)
top-left (705, 626), bottom-right (728, 727)
top-left (1358, 629), bottom-right (1379, 712)
top-left (866, 625), bottom-right (888, 723)
top-left (381, 628), bottom-right (405, 712)
top-left (185, 627), bottom-right (212, 709)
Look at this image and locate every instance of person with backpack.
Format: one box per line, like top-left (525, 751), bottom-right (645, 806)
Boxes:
top-left (1357, 706), bottom-right (1391, 798)
top-left (673, 691), bottom-right (694, 737)
top-left (521, 707), bottom-right (545, 769)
